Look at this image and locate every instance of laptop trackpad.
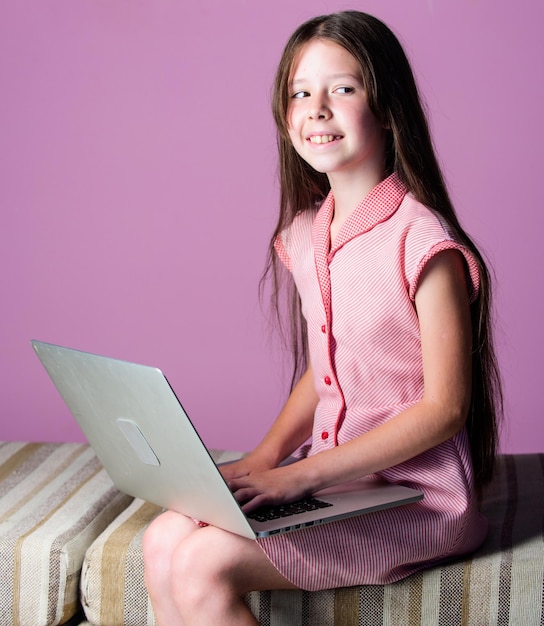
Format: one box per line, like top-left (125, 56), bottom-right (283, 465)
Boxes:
top-left (116, 418), bottom-right (161, 466)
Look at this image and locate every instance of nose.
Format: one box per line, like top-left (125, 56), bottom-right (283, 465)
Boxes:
top-left (308, 97), bottom-right (331, 120)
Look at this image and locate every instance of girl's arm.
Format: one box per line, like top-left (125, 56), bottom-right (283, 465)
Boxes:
top-left (230, 249), bottom-right (473, 510)
top-left (221, 363), bottom-right (319, 479)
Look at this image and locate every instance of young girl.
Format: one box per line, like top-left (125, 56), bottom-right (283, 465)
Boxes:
top-left (143, 11), bottom-right (502, 625)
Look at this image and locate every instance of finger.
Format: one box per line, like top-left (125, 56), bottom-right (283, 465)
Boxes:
top-left (240, 493), bottom-right (271, 514)
top-left (232, 486), bottom-right (261, 505)
top-left (220, 465), bottom-right (249, 482)
top-left (227, 476), bottom-right (254, 492)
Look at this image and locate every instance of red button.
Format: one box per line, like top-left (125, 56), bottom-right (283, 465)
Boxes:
top-left (324, 376), bottom-right (332, 385)
top-left (321, 431), bottom-right (329, 440)
top-left (321, 325), bottom-right (326, 333)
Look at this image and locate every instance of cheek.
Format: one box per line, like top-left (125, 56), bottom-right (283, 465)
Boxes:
top-left (286, 114), bottom-right (302, 147)
top-left (286, 125), bottom-right (307, 160)
top-left (361, 108), bottom-right (384, 136)
top-left (286, 103), bottom-right (305, 132)
top-left (287, 130), bottom-right (303, 158)
top-left (287, 124), bottom-right (297, 143)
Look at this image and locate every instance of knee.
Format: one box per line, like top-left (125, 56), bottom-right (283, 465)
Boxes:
top-left (142, 511), bottom-right (188, 581)
top-left (169, 528), bottom-right (235, 609)
top-left (170, 531), bottom-right (212, 590)
top-left (141, 512), bottom-right (167, 567)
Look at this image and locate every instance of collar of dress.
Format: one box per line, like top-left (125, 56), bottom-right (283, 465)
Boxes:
top-left (312, 173), bottom-right (408, 316)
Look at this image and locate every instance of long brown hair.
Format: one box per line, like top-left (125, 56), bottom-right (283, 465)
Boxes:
top-left (264, 11), bottom-right (502, 489)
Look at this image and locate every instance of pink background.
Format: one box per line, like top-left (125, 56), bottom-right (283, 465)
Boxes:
top-left (1, 1), bottom-right (542, 453)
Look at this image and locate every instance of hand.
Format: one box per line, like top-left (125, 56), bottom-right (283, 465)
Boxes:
top-left (226, 464), bottom-right (313, 514)
top-left (219, 453), bottom-right (275, 483)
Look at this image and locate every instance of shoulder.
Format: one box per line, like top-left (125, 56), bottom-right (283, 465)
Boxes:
top-left (396, 193), bottom-right (451, 236)
top-left (397, 194), bottom-right (481, 302)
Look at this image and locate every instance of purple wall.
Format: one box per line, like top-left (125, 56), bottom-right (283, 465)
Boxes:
top-left (1, 1), bottom-right (542, 453)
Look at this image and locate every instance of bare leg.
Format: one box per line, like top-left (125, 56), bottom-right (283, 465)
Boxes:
top-left (142, 510), bottom-right (199, 626)
top-left (143, 510), bottom-right (299, 626)
top-left (169, 525), bottom-right (298, 626)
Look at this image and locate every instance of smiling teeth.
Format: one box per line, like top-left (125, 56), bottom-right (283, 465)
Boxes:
top-left (309, 135), bottom-right (338, 144)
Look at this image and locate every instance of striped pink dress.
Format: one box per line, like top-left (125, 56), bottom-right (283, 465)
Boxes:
top-left (256, 174), bottom-right (488, 591)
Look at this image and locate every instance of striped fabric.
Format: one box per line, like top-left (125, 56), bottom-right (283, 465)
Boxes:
top-left (78, 453), bottom-right (544, 626)
top-left (269, 174), bottom-right (486, 590)
top-left (80, 498), bottom-right (161, 626)
top-left (245, 454), bottom-right (544, 625)
top-left (0, 441), bottom-right (132, 626)
top-left (275, 173), bottom-right (480, 453)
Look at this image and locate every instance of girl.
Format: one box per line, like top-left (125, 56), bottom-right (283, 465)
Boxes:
top-left (142, 11), bottom-right (502, 625)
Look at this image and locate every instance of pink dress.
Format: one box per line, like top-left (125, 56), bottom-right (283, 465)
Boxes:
top-left (256, 174), bottom-right (488, 591)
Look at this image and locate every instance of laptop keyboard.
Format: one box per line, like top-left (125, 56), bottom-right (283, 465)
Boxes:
top-left (247, 497), bottom-right (333, 522)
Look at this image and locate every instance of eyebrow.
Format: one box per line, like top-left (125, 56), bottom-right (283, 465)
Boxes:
top-left (289, 73), bottom-right (363, 87)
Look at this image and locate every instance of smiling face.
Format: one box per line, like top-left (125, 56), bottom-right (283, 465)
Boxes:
top-left (286, 39), bottom-right (386, 187)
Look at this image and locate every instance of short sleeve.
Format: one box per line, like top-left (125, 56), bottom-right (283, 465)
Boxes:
top-left (273, 211), bottom-right (316, 274)
top-left (274, 233), bottom-right (292, 272)
top-left (408, 240), bottom-right (481, 303)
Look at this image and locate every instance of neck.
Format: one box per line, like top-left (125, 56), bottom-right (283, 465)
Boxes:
top-left (328, 168), bottom-right (385, 240)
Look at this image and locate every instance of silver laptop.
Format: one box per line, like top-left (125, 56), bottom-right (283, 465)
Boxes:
top-left (31, 340), bottom-right (423, 539)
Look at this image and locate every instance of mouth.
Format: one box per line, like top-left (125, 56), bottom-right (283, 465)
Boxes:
top-left (308, 134), bottom-right (343, 145)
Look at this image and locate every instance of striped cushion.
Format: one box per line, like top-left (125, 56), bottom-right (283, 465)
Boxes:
top-left (81, 498), bottom-right (161, 625)
top-left (80, 453), bottom-right (544, 625)
top-left (0, 442), bottom-right (132, 626)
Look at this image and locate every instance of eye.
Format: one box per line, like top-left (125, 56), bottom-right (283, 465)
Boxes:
top-left (334, 86), bottom-right (355, 95)
top-left (291, 90), bottom-right (310, 99)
